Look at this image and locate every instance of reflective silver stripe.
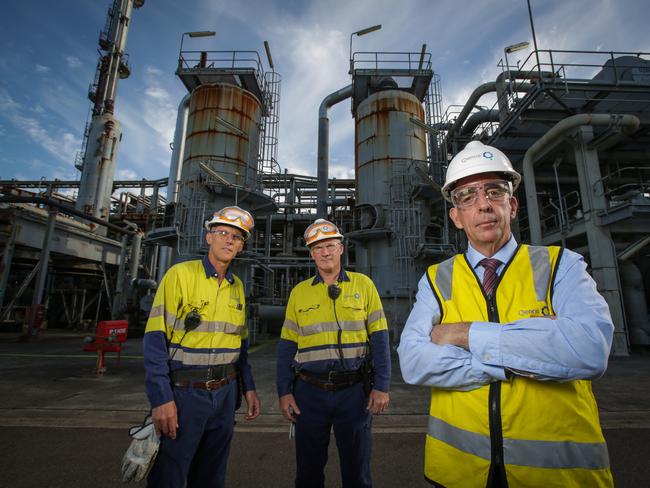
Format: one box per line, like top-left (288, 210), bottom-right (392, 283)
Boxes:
top-left (296, 345), bottom-right (369, 363)
top-left (428, 416), bottom-right (491, 461)
top-left (528, 246), bottom-right (551, 301)
top-left (428, 415), bottom-right (610, 471)
top-left (367, 309), bottom-right (385, 324)
top-left (298, 320), bottom-right (367, 336)
top-left (195, 321), bottom-right (244, 334)
top-left (169, 348), bottom-right (240, 366)
top-left (504, 437), bottom-right (610, 470)
top-left (283, 319), bottom-right (300, 334)
top-left (148, 304), bottom-right (165, 319)
top-left (148, 306), bottom-right (179, 328)
top-left (435, 258), bottom-right (454, 301)
top-left (172, 318), bottom-right (243, 334)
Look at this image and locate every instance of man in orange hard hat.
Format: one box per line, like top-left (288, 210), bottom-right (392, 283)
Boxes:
top-left (277, 218), bottom-right (391, 488)
top-left (143, 205), bottom-right (261, 488)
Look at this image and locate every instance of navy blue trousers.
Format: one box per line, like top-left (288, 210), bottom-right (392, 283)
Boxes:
top-left (147, 380), bottom-right (236, 488)
top-left (294, 379), bottom-right (373, 488)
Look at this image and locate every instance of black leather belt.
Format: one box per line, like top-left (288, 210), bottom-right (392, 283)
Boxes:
top-left (171, 365), bottom-right (238, 391)
top-left (173, 372), bottom-right (237, 391)
top-left (171, 364), bottom-right (237, 382)
top-left (297, 369), bottom-right (362, 391)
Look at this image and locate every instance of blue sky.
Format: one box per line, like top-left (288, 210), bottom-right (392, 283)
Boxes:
top-left (1, 0), bottom-right (648, 192)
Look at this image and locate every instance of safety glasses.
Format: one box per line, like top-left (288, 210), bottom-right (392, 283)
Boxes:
top-left (209, 229), bottom-right (246, 242)
top-left (451, 180), bottom-right (512, 209)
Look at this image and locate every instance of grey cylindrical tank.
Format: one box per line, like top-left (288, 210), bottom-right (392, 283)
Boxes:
top-left (354, 89), bottom-right (427, 305)
top-left (356, 90), bottom-right (426, 207)
top-left (180, 83), bottom-right (262, 187)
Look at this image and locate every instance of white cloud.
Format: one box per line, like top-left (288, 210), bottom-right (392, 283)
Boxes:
top-left (116, 168), bottom-right (138, 179)
top-left (35, 64), bottom-right (50, 73)
top-left (0, 89), bottom-right (80, 170)
top-left (65, 56), bottom-right (82, 68)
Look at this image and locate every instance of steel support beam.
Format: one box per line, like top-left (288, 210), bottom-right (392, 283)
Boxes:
top-left (573, 126), bottom-right (629, 356)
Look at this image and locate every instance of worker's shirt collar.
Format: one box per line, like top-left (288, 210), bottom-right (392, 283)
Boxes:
top-left (466, 235), bottom-right (518, 270)
top-left (312, 267), bottom-right (350, 286)
top-left (202, 255), bottom-right (235, 284)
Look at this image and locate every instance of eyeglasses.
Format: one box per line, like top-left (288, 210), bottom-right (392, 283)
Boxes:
top-left (311, 242), bottom-right (341, 254)
top-left (209, 229), bottom-right (246, 242)
top-left (450, 181), bottom-right (512, 209)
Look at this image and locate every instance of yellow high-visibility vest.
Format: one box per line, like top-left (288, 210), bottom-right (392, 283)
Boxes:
top-left (281, 271), bottom-right (387, 366)
top-left (424, 244), bottom-right (612, 488)
top-left (145, 260), bottom-right (247, 366)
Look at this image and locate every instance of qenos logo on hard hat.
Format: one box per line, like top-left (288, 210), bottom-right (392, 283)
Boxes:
top-left (483, 151), bottom-right (494, 159)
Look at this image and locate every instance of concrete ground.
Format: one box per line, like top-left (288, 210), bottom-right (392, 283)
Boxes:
top-left (0, 330), bottom-right (649, 487)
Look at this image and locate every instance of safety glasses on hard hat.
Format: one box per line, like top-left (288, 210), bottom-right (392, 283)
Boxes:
top-left (217, 207), bottom-right (253, 228)
top-left (451, 180), bottom-right (512, 209)
top-left (305, 223), bottom-right (340, 240)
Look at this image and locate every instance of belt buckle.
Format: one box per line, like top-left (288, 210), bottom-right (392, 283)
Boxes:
top-left (327, 370), bottom-right (336, 382)
top-left (205, 379), bottom-right (220, 390)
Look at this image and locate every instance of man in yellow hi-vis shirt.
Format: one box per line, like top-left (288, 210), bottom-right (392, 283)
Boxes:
top-left (143, 205), bottom-right (261, 488)
top-left (277, 219), bottom-right (391, 488)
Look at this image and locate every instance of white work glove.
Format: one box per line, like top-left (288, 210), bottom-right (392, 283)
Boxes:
top-left (121, 416), bottom-right (160, 483)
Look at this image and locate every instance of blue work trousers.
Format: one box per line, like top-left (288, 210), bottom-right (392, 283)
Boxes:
top-left (294, 379), bottom-right (373, 488)
top-left (147, 380), bottom-right (236, 488)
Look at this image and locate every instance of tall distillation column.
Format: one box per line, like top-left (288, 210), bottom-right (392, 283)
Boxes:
top-left (173, 38), bottom-right (278, 260)
top-left (75, 0), bottom-right (144, 226)
top-left (347, 49), bottom-right (438, 335)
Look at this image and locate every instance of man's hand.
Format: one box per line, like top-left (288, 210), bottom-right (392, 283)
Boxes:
top-left (430, 322), bottom-right (471, 350)
top-left (367, 390), bottom-right (389, 415)
top-left (279, 393), bottom-right (301, 422)
top-left (151, 400), bottom-right (178, 439)
top-left (244, 390), bottom-right (261, 420)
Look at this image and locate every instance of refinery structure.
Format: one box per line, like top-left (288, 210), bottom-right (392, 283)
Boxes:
top-left (0, 0), bottom-right (648, 356)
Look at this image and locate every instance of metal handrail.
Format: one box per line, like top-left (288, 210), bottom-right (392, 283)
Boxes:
top-left (351, 51), bottom-right (433, 72)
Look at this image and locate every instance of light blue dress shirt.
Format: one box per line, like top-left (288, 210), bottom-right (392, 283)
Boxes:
top-left (397, 236), bottom-right (614, 391)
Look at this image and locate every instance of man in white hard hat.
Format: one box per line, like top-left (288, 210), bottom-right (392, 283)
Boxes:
top-left (398, 141), bottom-right (614, 487)
top-left (276, 219), bottom-right (391, 488)
top-left (143, 205), bottom-right (261, 488)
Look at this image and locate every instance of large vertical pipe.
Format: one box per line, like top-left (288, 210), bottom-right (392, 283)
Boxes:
top-left (112, 235), bottom-right (129, 319)
top-left (317, 85), bottom-right (353, 218)
top-left (168, 93), bottom-right (191, 204)
top-left (129, 231), bottom-right (143, 282)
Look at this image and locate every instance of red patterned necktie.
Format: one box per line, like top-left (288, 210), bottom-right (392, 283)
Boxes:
top-left (480, 258), bottom-right (501, 295)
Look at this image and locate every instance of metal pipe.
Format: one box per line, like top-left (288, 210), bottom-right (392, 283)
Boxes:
top-left (112, 235), bottom-right (129, 318)
top-left (523, 113), bottom-right (641, 244)
top-left (168, 93), bottom-right (191, 204)
top-left (0, 196), bottom-right (136, 235)
top-left (317, 84), bottom-right (353, 218)
top-left (458, 109), bottom-right (499, 136)
top-left (618, 235), bottom-right (650, 262)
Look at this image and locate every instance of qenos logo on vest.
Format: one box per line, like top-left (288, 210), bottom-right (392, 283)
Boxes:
top-left (519, 305), bottom-right (551, 318)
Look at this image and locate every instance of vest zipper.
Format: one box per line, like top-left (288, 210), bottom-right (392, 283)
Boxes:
top-left (486, 293), bottom-right (507, 487)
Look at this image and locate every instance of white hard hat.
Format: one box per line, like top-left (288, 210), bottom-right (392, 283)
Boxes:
top-left (304, 219), bottom-right (343, 247)
top-left (441, 141), bottom-right (521, 202)
top-left (204, 205), bottom-right (254, 239)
